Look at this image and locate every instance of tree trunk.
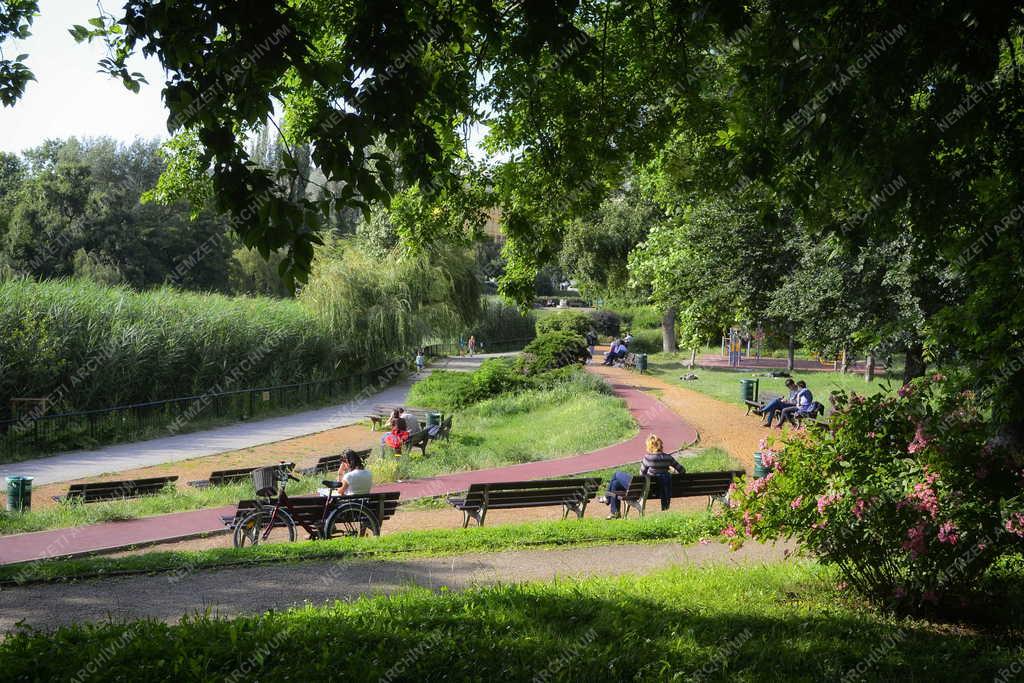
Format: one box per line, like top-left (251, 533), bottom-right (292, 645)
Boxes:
top-left (661, 307), bottom-right (678, 353)
top-left (688, 347), bottom-right (697, 368)
top-left (864, 352), bottom-right (876, 382)
top-left (840, 348), bottom-right (850, 374)
top-left (787, 335), bottom-right (796, 371)
top-left (903, 343), bottom-right (926, 384)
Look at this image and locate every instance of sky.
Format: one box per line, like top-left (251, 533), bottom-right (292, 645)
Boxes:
top-left (0, 0), bottom-right (170, 154)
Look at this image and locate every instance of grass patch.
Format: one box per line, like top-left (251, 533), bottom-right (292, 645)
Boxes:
top-left (2, 561), bottom-right (1021, 681)
top-left (393, 379), bottom-right (636, 480)
top-left (647, 352), bottom-right (896, 407)
top-left (0, 512), bottom-right (718, 585)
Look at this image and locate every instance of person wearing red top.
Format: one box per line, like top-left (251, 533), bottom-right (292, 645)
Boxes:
top-left (382, 417), bottom-right (410, 453)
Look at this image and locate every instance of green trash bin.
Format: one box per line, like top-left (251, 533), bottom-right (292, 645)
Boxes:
top-left (739, 378), bottom-right (759, 402)
top-left (426, 412), bottom-right (442, 428)
top-left (753, 452), bottom-right (772, 479)
top-left (636, 353), bottom-right (648, 373)
top-left (5, 476), bottom-right (33, 513)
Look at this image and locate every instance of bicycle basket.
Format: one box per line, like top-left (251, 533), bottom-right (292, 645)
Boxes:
top-left (251, 466), bottom-right (281, 498)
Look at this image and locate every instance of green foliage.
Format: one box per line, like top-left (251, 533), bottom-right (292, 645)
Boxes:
top-left (534, 310), bottom-right (591, 336)
top-left (588, 309), bottom-right (621, 337)
top-left (299, 239), bottom-right (479, 368)
top-left (0, 278), bottom-right (341, 416)
top-left (625, 328), bottom-right (663, 354)
top-left (517, 331), bottom-right (590, 376)
top-left (405, 370), bottom-right (474, 412)
top-left (3, 563), bottom-right (1022, 681)
top-left (616, 305), bottom-right (662, 331)
top-left (465, 358), bottom-right (526, 404)
top-left (465, 297), bottom-right (536, 343)
top-left (720, 375), bottom-right (1024, 610)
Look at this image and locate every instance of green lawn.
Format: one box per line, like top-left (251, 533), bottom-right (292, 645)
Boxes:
top-left (386, 380), bottom-right (636, 482)
top-left (0, 512), bottom-right (718, 585)
top-left (646, 352), bottom-right (897, 408)
top-left (3, 561), bottom-right (1020, 681)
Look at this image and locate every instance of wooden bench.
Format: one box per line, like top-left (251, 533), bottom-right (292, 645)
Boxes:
top-left (605, 470), bottom-right (745, 518)
top-left (744, 391), bottom-right (780, 416)
top-left (366, 406), bottom-right (436, 431)
top-left (447, 478), bottom-right (602, 528)
top-left (617, 352), bottom-right (638, 370)
top-left (221, 492), bottom-right (401, 537)
top-left (188, 463), bottom-right (295, 488)
top-left (54, 476), bottom-right (179, 503)
top-left (427, 416), bottom-right (453, 441)
top-left (297, 449), bottom-right (371, 477)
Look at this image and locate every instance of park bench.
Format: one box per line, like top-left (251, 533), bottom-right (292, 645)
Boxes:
top-left (744, 391), bottom-right (780, 416)
top-left (221, 492), bottom-right (401, 537)
top-left (605, 470), bottom-right (745, 518)
top-left (54, 475), bottom-right (179, 503)
top-left (297, 449), bottom-right (372, 477)
top-left (366, 406), bottom-right (436, 431)
top-left (188, 462), bottom-right (295, 488)
top-left (447, 478), bottom-right (602, 528)
top-left (427, 416), bottom-right (453, 441)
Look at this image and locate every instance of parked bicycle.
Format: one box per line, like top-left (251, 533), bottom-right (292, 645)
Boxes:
top-left (232, 463), bottom-right (381, 548)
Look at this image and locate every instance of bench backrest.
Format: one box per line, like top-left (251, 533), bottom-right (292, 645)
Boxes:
top-left (308, 449), bottom-right (372, 475)
top-left (232, 492), bottom-right (401, 525)
top-left (459, 478), bottom-right (602, 508)
top-left (66, 476), bottom-right (179, 502)
top-left (629, 470), bottom-right (745, 499)
top-left (404, 429), bottom-right (430, 450)
top-left (209, 462), bottom-right (295, 486)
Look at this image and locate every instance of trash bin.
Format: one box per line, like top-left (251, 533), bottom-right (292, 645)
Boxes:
top-left (752, 452), bottom-right (771, 479)
top-left (5, 476), bottom-right (33, 513)
top-left (739, 378), bottom-right (759, 402)
top-left (426, 412), bottom-right (442, 428)
top-left (636, 353), bottom-right (648, 373)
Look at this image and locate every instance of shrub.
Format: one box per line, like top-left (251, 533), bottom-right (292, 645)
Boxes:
top-left (535, 310), bottom-right (592, 337)
top-left (517, 331), bottom-right (590, 375)
top-left (465, 358), bottom-right (526, 403)
top-left (617, 305), bottom-right (662, 330)
top-left (405, 370), bottom-right (475, 411)
top-left (589, 310), bottom-right (621, 337)
top-left (465, 298), bottom-right (536, 343)
top-left (719, 374), bottom-right (1024, 610)
top-left (627, 328), bottom-right (664, 353)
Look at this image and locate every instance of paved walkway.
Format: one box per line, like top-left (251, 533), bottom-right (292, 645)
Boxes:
top-left (0, 372), bottom-right (697, 565)
top-left (0, 354), bottom-right (509, 487)
top-left (0, 540), bottom-right (791, 632)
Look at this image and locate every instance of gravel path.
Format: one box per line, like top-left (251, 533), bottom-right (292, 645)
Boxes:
top-left (0, 540), bottom-right (791, 634)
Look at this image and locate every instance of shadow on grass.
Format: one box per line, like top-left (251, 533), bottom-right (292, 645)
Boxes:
top-left (1, 565), bottom-right (1020, 681)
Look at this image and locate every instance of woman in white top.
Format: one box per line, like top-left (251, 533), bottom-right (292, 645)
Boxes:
top-left (336, 449), bottom-right (373, 495)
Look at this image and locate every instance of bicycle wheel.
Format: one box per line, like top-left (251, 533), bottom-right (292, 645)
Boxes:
top-left (324, 504), bottom-right (380, 538)
top-left (232, 508), bottom-right (297, 548)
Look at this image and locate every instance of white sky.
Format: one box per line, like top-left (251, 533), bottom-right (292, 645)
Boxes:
top-left (0, 0), bottom-right (169, 154)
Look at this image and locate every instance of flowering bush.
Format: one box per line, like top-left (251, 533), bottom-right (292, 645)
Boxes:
top-left (719, 374), bottom-right (1024, 608)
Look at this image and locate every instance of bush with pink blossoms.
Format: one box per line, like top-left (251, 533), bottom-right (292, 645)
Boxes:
top-left (719, 374), bottom-right (1024, 610)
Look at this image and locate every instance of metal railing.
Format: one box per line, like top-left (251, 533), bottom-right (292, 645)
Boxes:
top-left (0, 359), bottom-right (406, 461)
top-left (422, 337), bottom-right (534, 358)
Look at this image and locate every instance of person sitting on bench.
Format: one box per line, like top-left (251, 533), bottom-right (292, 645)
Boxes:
top-left (777, 381), bottom-right (814, 427)
top-left (600, 434), bottom-right (684, 519)
top-left (603, 338), bottom-right (627, 366)
top-left (639, 434), bottom-right (686, 512)
top-left (398, 407), bottom-right (421, 434)
top-left (759, 378), bottom-right (798, 427)
top-left (320, 449), bottom-right (373, 496)
top-left (382, 417), bottom-right (410, 451)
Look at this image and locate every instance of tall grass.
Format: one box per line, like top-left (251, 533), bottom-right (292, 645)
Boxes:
top-left (0, 277), bottom-right (341, 415)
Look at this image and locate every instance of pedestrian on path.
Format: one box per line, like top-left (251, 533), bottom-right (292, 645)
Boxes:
top-left (415, 349), bottom-right (426, 374)
top-left (468, 335), bottom-right (477, 356)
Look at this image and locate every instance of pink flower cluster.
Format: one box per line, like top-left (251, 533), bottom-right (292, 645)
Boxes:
top-left (760, 451), bottom-right (777, 469)
top-left (851, 498), bottom-right (868, 520)
top-left (1006, 512), bottom-right (1024, 538)
top-left (902, 521), bottom-right (928, 559)
top-left (817, 492), bottom-right (842, 515)
top-left (931, 373), bottom-right (946, 382)
top-left (907, 423), bottom-right (930, 454)
top-left (722, 525), bottom-right (737, 537)
top-left (742, 510), bottom-right (763, 536)
top-left (746, 471), bottom-right (774, 495)
top-left (937, 521), bottom-right (959, 545)
top-left (898, 384), bottom-right (914, 398)
top-left (790, 495), bottom-right (803, 510)
top-left (898, 468), bottom-right (940, 519)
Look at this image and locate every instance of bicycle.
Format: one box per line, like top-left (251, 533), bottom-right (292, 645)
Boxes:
top-left (232, 463), bottom-right (381, 548)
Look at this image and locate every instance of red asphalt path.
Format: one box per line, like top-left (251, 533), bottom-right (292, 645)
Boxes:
top-left (0, 381), bottom-right (695, 567)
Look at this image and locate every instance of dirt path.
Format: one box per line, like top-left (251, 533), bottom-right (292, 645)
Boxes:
top-left (0, 539), bottom-right (792, 633)
top-left (586, 363), bottom-right (765, 467)
top-left (29, 423), bottom-right (381, 509)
